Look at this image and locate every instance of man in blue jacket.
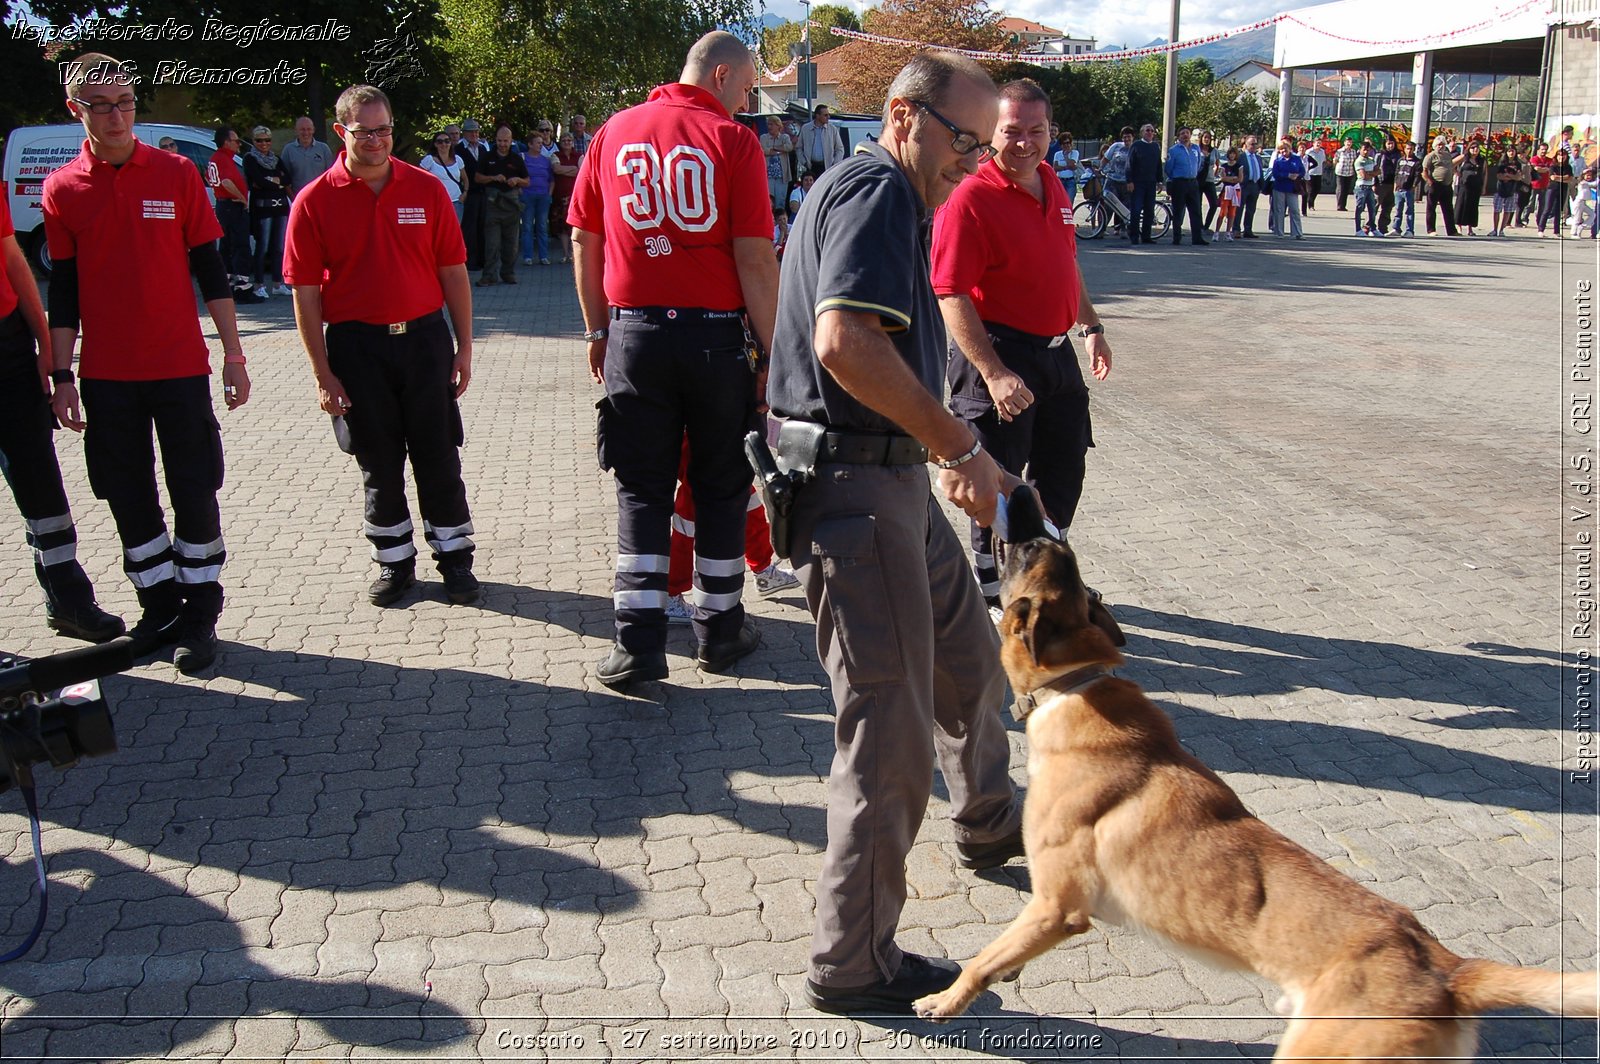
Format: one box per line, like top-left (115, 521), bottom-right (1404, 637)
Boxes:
top-left (1127, 123), bottom-right (1163, 245)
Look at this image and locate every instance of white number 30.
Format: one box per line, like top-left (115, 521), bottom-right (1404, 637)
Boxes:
top-left (615, 143), bottom-right (719, 234)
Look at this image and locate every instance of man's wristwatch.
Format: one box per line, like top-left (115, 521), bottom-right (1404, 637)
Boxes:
top-left (51, 369), bottom-right (74, 385)
top-left (1080, 324), bottom-right (1105, 338)
top-left (583, 328), bottom-right (608, 342)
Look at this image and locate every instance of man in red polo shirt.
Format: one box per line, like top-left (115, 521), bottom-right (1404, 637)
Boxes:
top-left (43, 52), bottom-right (251, 674)
top-left (930, 79), bottom-right (1114, 613)
top-left (569, 30), bottom-right (778, 688)
top-left (207, 127), bottom-right (251, 289)
top-left (284, 83), bottom-right (479, 608)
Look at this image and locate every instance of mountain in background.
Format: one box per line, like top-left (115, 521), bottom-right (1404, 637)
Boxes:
top-left (1098, 24), bottom-right (1275, 76)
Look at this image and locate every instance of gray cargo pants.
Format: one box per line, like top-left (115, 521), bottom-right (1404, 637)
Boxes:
top-left (787, 459), bottom-right (1020, 987)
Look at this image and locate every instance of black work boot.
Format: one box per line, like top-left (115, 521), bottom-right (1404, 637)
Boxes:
top-left (368, 561), bottom-right (416, 607)
top-left (45, 598), bottom-right (126, 643)
top-left (128, 584), bottom-right (184, 655)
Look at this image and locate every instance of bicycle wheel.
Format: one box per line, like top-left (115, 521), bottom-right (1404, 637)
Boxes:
top-left (1073, 199), bottom-right (1108, 239)
top-left (1152, 202), bottom-right (1173, 240)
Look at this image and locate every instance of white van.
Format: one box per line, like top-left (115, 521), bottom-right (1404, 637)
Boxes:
top-left (4, 122), bottom-right (218, 272)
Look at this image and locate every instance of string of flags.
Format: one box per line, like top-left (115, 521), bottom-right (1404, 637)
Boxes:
top-left (811, 0), bottom-right (1543, 68)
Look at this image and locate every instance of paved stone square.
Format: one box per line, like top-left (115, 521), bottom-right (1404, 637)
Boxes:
top-left (0, 210), bottom-right (1595, 1061)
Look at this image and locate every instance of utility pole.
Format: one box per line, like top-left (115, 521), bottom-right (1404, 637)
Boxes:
top-left (1162, 0), bottom-right (1180, 149)
top-left (801, 0), bottom-right (813, 116)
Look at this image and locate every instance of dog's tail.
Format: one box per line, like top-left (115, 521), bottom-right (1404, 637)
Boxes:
top-left (1450, 958), bottom-right (1598, 1015)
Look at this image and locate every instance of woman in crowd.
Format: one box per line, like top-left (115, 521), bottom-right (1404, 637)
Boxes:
top-left (521, 129), bottom-right (554, 265)
top-left (242, 125), bottom-right (292, 299)
top-left (1489, 148), bottom-right (1524, 237)
top-left (1332, 137), bottom-right (1357, 210)
top-left (1421, 135), bottom-right (1458, 237)
top-left (1453, 139), bottom-right (1484, 237)
top-left (550, 131), bottom-right (581, 264)
top-left (760, 116), bottom-right (794, 212)
top-left (786, 171), bottom-right (814, 221)
top-left (1196, 128), bottom-right (1220, 231)
top-left (1269, 137), bottom-right (1305, 238)
top-left (1538, 147), bottom-right (1574, 236)
top-left (419, 130), bottom-right (467, 223)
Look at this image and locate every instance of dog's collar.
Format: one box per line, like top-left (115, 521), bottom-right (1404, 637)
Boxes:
top-left (1013, 664), bottom-right (1115, 721)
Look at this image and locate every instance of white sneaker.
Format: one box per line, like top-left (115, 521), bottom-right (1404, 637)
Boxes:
top-left (252, 285), bottom-right (268, 299)
top-left (523, 258), bottom-right (533, 265)
top-left (664, 594), bottom-right (692, 625)
top-left (988, 605), bottom-right (1004, 626)
top-left (273, 283), bottom-right (292, 296)
top-left (753, 561), bottom-right (799, 597)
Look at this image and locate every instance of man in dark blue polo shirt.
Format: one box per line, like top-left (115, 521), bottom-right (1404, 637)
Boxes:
top-left (767, 51), bottom-right (1022, 1016)
top-left (1127, 122), bottom-right (1163, 244)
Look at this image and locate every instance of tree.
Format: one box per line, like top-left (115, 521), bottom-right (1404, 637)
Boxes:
top-left (435, 0), bottom-right (754, 142)
top-left (834, 0), bottom-right (1005, 115)
top-left (0, 3), bottom-right (71, 136)
top-left (1181, 80), bottom-right (1276, 139)
top-left (760, 3), bottom-right (857, 72)
top-left (26, 1), bottom-right (447, 139)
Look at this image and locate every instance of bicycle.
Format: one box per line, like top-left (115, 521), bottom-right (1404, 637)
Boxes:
top-left (1072, 162), bottom-right (1172, 241)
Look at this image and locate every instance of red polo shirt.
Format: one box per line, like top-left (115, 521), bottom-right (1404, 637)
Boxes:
top-left (207, 149), bottom-right (247, 203)
top-left (931, 158), bottom-right (1080, 337)
top-left (0, 196), bottom-right (18, 320)
top-left (283, 154), bottom-right (465, 325)
top-left (42, 139), bottom-right (222, 380)
top-left (567, 82), bottom-right (770, 310)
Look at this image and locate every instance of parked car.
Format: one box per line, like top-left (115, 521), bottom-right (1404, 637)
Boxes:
top-left (4, 122), bottom-right (217, 273)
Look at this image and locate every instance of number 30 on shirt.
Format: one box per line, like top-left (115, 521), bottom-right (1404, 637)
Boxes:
top-left (615, 143), bottom-right (719, 247)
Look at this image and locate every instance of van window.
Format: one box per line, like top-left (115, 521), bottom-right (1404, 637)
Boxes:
top-left (173, 140), bottom-right (211, 179)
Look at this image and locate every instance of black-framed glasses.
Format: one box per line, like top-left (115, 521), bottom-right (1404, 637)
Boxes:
top-left (71, 97), bottom-right (136, 115)
top-left (910, 100), bottom-right (996, 162)
top-left (345, 126), bottom-right (393, 142)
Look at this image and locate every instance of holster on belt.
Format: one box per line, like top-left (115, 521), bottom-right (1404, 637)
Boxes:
top-left (745, 424), bottom-right (817, 559)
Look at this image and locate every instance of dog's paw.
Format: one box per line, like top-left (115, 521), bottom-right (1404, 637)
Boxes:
top-left (912, 991), bottom-right (963, 1022)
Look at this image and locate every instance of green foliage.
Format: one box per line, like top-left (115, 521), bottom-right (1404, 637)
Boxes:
top-left (435, 0), bottom-right (756, 143)
top-left (0, 3), bottom-right (70, 136)
top-left (760, 3), bottom-right (857, 71)
top-left (1180, 80), bottom-right (1277, 138)
top-left (994, 57), bottom-right (1215, 143)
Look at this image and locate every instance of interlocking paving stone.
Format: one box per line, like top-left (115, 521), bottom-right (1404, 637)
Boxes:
top-left (0, 213), bottom-right (1592, 1059)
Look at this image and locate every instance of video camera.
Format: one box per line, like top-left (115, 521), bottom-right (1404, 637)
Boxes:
top-left (0, 637), bottom-right (132, 793)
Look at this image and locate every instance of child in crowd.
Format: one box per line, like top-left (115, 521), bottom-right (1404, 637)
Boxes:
top-left (1214, 147), bottom-right (1242, 241)
top-left (1571, 166), bottom-right (1598, 240)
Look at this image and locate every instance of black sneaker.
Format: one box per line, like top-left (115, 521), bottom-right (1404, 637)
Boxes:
top-left (956, 827), bottom-right (1025, 870)
top-left (804, 953), bottom-right (961, 1015)
top-left (696, 621), bottom-right (760, 673)
top-left (174, 620), bottom-right (218, 675)
top-left (368, 563), bottom-right (416, 607)
top-left (439, 563), bottom-right (480, 604)
top-left (596, 644), bottom-right (668, 688)
top-left (127, 610), bottom-right (183, 655)
top-left (46, 601), bottom-right (126, 643)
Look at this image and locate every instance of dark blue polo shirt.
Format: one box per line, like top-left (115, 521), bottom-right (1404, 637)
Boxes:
top-left (768, 142), bottom-right (944, 433)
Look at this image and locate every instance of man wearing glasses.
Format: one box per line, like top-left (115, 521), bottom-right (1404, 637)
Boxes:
top-left (765, 51), bottom-right (1020, 1015)
top-left (284, 84), bottom-right (480, 608)
top-left (931, 78), bottom-right (1113, 617)
top-left (43, 53), bottom-right (251, 673)
top-left (207, 127), bottom-right (252, 289)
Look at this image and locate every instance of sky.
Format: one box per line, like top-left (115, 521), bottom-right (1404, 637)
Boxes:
top-left (756, 0), bottom-right (1339, 50)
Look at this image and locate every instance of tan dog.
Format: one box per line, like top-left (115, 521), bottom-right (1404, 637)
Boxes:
top-left (913, 532), bottom-right (1597, 1060)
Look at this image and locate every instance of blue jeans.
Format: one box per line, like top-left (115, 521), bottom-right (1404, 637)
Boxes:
top-left (521, 194), bottom-right (550, 262)
top-left (1392, 189), bottom-right (1414, 234)
top-left (252, 213), bottom-right (286, 284)
top-left (1128, 181), bottom-right (1157, 242)
top-left (1353, 184), bottom-right (1378, 231)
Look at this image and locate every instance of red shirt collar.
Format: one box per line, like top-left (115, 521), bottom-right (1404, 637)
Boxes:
top-left (75, 137), bottom-right (155, 173)
top-left (327, 151), bottom-right (413, 190)
top-left (645, 82), bottom-right (731, 119)
top-left (976, 156), bottom-right (1055, 196)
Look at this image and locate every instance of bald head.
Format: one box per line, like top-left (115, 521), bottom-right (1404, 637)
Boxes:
top-left (681, 30), bottom-right (755, 115)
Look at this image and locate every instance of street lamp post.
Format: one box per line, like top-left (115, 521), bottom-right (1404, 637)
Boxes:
top-left (801, 0), bottom-right (813, 116)
top-left (1162, 0), bottom-right (1180, 149)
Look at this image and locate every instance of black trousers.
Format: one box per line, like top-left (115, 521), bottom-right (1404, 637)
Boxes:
top-left (462, 191), bottom-right (486, 272)
top-left (1376, 182), bottom-right (1396, 231)
top-left (1336, 173), bottom-right (1356, 209)
top-left (598, 314), bottom-right (755, 653)
top-left (79, 374), bottom-right (225, 623)
top-left (0, 311), bottom-right (98, 612)
top-left (1168, 177), bottom-right (1205, 243)
top-left (326, 314), bottom-right (473, 571)
top-left (1426, 181), bottom-right (1458, 235)
top-left (1200, 181), bottom-right (1220, 229)
top-left (1234, 179), bottom-right (1260, 234)
top-left (948, 326), bottom-right (1092, 604)
top-left (215, 200), bottom-right (251, 280)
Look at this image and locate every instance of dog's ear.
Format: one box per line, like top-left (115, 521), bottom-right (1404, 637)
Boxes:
top-left (1088, 593), bottom-right (1127, 648)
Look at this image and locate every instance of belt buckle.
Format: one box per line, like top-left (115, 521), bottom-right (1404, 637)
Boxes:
top-left (1048, 334), bottom-right (1066, 348)
top-left (388, 322), bottom-right (407, 335)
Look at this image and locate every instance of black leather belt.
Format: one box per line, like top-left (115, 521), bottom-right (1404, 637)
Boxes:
top-left (986, 320), bottom-right (1071, 350)
top-left (332, 309), bottom-right (444, 336)
top-left (611, 306), bottom-right (745, 325)
top-left (817, 429), bottom-right (927, 466)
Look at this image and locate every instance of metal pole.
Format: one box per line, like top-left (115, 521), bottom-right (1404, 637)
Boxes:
top-left (801, 0), bottom-right (813, 116)
top-left (1162, 0), bottom-right (1180, 149)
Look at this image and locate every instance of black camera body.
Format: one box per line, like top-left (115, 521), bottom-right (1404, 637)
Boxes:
top-left (0, 639), bottom-right (131, 793)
